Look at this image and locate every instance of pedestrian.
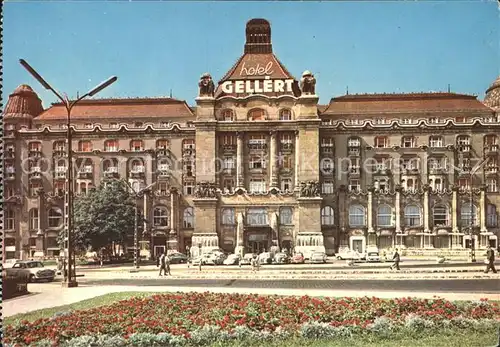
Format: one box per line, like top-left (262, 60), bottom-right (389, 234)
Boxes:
top-left (484, 246), bottom-right (497, 274)
top-left (165, 253), bottom-right (171, 276)
top-left (390, 248), bottom-right (400, 271)
top-left (251, 256), bottom-right (256, 272)
top-left (158, 252), bottom-right (167, 276)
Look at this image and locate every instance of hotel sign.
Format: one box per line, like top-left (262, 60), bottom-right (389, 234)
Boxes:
top-left (221, 61), bottom-right (294, 94)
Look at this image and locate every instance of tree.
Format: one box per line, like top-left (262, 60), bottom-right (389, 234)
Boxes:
top-left (71, 178), bottom-right (144, 254)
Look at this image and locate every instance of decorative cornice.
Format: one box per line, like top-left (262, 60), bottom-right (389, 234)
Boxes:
top-left (19, 122), bottom-right (194, 135)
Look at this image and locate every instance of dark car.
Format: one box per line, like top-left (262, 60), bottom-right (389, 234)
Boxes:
top-left (168, 252), bottom-right (189, 264)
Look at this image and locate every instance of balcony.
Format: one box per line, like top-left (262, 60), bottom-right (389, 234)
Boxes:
top-left (429, 167), bottom-right (446, 175)
top-left (321, 167), bottom-right (334, 176)
top-left (248, 141), bottom-right (267, 151)
top-left (402, 167), bottom-right (420, 175)
top-left (157, 170), bottom-right (171, 179)
top-left (485, 166), bottom-right (499, 176)
top-left (348, 167), bottom-right (361, 177)
top-left (54, 171), bottom-right (67, 180)
top-left (221, 144), bottom-right (237, 153)
top-left (104, 168), bottom-right (119, 178)
top-left (29, 150), bottom-right (43, 159)
top-left (29, 168), bottom-right (42, 180)
top-left (485, 144), bottom-right (499, 156)
top-left (348, 148), bottom-right (360, 156)
top-left (130, 167), bottom-right (145, 178)
top-left (156, 148), bottom-right (170, 157)
top-left (183, 148), bottom-right (196, 156)
top-left (280, 142), bottom-right (294, 153)
top-left (77, 171), bottom-right (93, 179)
top-left (457, 144), bottom-right (471, 153)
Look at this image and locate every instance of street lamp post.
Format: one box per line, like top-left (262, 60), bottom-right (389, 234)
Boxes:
top-left (125, 181), bottom-right (157, 272)
top-left (20, 59), bottom-right (117, 287)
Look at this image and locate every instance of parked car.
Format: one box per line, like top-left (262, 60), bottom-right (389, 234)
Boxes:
top-left (365, 250), bottom-right (381, 262)
top-left (204, 253), bottom-right (225, 266)
top-left (223, 254), bottom-right (241, 265)
top-left (240, 253), bottom-right (256, 265)
top-left (258, 252), bottom-right (273, 265)
top-left (273, 252), bottom-right (290, 264)
top-left (168, 253), bottom-right (188, 264)
top-left (2, 259), bottom-right (21, 269)
top-left (309, 252), bottom-right (327, 264)
top-left (291, 253), bottom-right (305, 264)
top-left (336, 250), bottom-right (363, 261)
top-left (11, 261), bottom-right (55, 282)
top-left (191, 254), bottom-right (212, 265)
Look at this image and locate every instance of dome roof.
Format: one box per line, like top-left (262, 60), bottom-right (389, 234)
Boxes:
top-left (3, 84), bottom-right (44, 120)
top-left (484, 75), bottom-right (500, 109)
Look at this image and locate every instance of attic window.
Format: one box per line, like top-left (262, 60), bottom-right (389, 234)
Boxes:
top-left (135, 122), bottom-right (143, 127)
top-left (110, 123), bottom-right (118, 129)
top-left (84, 123), bottom-right (93, 129)
top-left (160, 121), bottom-right (169, 128)
top-left (279, 109), bottom-right (292, 121)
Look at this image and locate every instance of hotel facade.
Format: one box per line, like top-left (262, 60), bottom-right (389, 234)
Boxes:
top-left (3, 18), bottom-right (500, 260)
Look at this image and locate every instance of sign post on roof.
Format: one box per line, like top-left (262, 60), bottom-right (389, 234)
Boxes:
top-left (221, 78), bottom-right (294, 94)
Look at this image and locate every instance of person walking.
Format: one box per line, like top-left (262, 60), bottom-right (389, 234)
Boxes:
top-left (158, 252), bottom-right (167, 276)
top-left (484, 246), bottom-right (497, 274)
top-left (165, 253), bottom-right (171, 276)
top-left (390, 248), bottom-right (400, 271)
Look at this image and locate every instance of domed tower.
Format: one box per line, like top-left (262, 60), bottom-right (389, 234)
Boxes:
top-left (244, 18), bottom-right (272, 54)
top-left (3, 84), bottom-right (44, 130)
top-left (484, 76), bottom-right (500, 110)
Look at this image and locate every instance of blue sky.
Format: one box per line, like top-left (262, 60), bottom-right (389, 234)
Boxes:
top-left (3, 1), bottom-right (499, 107)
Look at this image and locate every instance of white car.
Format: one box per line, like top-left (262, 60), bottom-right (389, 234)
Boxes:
top-left (309, 252), bottom-right (327, 264)
top-left (223, 254), bottom-right (241, 265)
top-left (2, 259), bottom-right (21, 269)
top-left (336, 250), bottom-right (363, 261)
top-left (366, 251), bottom-right (381, 262)
top-left (11, 261), bottom-right (56, 282)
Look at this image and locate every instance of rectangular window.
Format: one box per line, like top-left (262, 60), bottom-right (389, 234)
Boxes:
top-left (429, 136), bottom-right (443, 147)
top-left (402, 136), bottom-right (416, 148)
top-left (487, 178), bottom-right (498, 193)
top-left (281, 178), bottom-right (292, 193)
top-left (348, 179), bottom-right (360, 192)
top-left (222, 135), bottom-right (236, 146)
top-left (157, 182), bottom-right (169, 196)
top-left (247, 208), bottom-right (268, 225)
top-left (249, 179), bottom-right (266, 194)
top-left (131, 140), bottom-right (143, 151)
top-left (322, 181), bottom-right (334, 194)
top-left (249, 155), bottom-right (266, 169)
top-left (183, 181), bottom-right (195, 195)
top-left (105, 140), bottom-right (118, 152)
top-left (223, 178), bottom-right (235, 193)
top-left (29, 142), bottom-right (42, 151)
top-left (223, 157), bottom-right (235, 170)
top-left (29, 182), bottom-right (42, 196)
top-left (375, 137), bottom-right (389, 148)
top-left (458, 178), bottom-right (470, 191)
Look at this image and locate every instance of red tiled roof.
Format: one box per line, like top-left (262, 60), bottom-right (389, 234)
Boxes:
top-left (36, 98), bottom-right (194, 121)
top-left (321, 92), bottom-right (492, 115)
top-left (3, 84), bottom-right (44, 119)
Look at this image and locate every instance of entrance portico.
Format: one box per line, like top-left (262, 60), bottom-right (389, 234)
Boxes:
top-left (244, 227), bottom-right (272, 253)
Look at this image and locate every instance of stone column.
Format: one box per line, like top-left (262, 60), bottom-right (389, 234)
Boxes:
top-left (367, 188), bottom-right (374, 234)
top-left (480, 186), bottom-right (487, 233)
top-left (452, 187), bottom-right (458, 233)
top-left (294, 131), bottom-right (300, 188)
top-left (236, 132), bottom-right (244, 188)
top-left (423, 186), bottom-right (430, 233)
top-left (269, 131), bottom-right (277, 188)
top-left (395, 188), bottom-right (401, 233)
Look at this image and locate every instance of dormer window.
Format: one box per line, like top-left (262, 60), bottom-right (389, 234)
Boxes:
top-left (248, 108), bottom-right (266, 121)
top-left (279, 109), bottom-right (292, 121)
top-left (220, 109), bottom-right (234, 122)
top-left (135, 122), bottom-right (143, 128)
top-left (401, 136), bottom-right (416, 148)
top-left (374, 136), bottom-right (389, 148)
top-left (84, 123), bottom-right (93, 129)
top-left (110, 123), bottom-right (118, 129)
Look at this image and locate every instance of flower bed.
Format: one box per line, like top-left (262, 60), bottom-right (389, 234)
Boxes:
top-left (4, 293), bottom-right (500, 346)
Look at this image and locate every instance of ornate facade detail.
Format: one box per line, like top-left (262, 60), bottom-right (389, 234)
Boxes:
top-left (194, 181), bottom-right (217, 198)
top-left (198, 73), bottom-right (215, 97)
top-left (300, 70), bottom-right (316, 95)
top-left (299, 180), bottom-right (320, 197)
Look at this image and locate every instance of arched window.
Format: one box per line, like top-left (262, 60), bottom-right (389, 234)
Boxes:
top-left (5, 208), bottom-right (15, 230)
top-left (29, 208), bottom-right (39, 230)
top-left (103, 158), bottom-right (118, 173)
top-left (48, 208), bottom-right (63, 229)
top-left (220, 109), bottom-right (234, 122)
top-left (248, 108), bottom-right (266, 121)
top-left (377, 205), bottom-right (392, 227)
top-left (404, 205), bottom-right (421, 227)
top-left (349, 205), bottom-right (366, 227)
top-left (433, 205), bottom-right (449, 227)
top-left (279, 109), bottom-right (292, 121)
top-left (321, 206), bottom-right (334, 226)
top-left (183, 207), bottom-right (194, 228)
top-left (221, 208), bottom-right (235, 225)
top-left (280, 207), bottom-right (294, 225)
top-left (486, 204), bottom-right (497, 227)
top-left (153, 206), bottom-right (169, 227)
top-left (130, 159), bottom-right (144, 173)
top-left (78, 140), bottom-right (92, 152)
top-left (460, 203), bottom-right (477, 227)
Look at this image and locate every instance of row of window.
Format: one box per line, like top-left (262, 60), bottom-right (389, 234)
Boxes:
top-left (28, 139), bottom-right (194, 153)
top-left (321, 115), bottom-right (500, 126)
top-left (319, 204), bottom-right (498, 228)
top-left (4, 206), bottom-right (195, 231)
top-left (341, 135), bottom-right (498, 150)
top-left (219, 109), bottom-right (293, 122)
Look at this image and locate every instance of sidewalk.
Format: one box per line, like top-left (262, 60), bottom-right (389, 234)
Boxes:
top-left (4, 282), bottom-right (500, 319)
